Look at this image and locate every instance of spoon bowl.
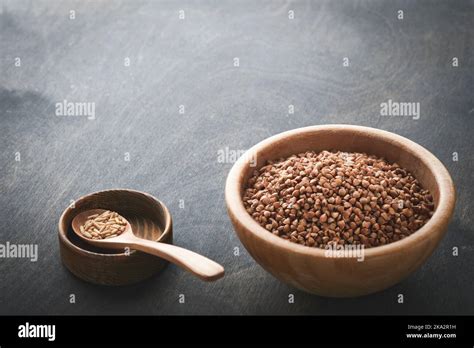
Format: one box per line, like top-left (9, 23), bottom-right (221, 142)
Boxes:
top-left (72, 209), bottom-right (134, 248)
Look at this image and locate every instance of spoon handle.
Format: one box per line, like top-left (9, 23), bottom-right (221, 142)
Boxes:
top-left (129, 239), bottom-right (224, 281)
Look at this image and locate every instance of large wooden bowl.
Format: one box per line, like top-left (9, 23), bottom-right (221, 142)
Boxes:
top-left (58, 189), bottom-right (173, 285)
top-left (225, 125), bottom-right (456, 297)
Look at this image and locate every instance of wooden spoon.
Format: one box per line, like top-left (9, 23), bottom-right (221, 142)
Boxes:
top-left (72, 209), bottom-right (224, 281)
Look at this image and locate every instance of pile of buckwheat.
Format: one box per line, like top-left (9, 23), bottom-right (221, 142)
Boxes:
top-left (243, 151), bottom-right (434, 248)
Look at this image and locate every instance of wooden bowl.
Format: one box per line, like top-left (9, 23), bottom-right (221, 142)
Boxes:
top-left (225, 125), bottom-right (456, 297)
top-left (58, 189), bottom-right (173, 286)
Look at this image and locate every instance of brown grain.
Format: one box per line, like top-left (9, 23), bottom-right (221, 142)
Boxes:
top-left (243, 150), bottom-right (434, 248)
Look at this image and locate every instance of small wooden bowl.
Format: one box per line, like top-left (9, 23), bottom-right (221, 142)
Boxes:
top-left (58, 189), bottom-right (173, 286)
top-left (226, 125), bottom-right (456, 297)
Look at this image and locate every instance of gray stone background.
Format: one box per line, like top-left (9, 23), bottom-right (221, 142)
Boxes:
top-left (0, 0), bottom-right (473, 315)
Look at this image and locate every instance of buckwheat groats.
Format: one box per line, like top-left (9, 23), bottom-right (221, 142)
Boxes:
top-left (79, 210), bottom-right (127, 240)
top-left (243, 151), bottom-right (435, 248)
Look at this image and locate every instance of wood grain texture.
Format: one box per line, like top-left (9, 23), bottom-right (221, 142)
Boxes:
top-left (0, 0), bottom-right (473, 314)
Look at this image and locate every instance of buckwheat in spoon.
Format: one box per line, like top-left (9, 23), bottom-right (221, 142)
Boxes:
top-left (72, 209), bottom-right (224, 281)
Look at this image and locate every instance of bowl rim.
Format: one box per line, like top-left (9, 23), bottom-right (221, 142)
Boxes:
top-left (58, 188), bottom-right (172, 257)
top-left (225, 124), bottom-right (456, 258)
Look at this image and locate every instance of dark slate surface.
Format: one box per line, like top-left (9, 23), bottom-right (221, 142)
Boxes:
top-left (0, 0), bottom-right (473, 315)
